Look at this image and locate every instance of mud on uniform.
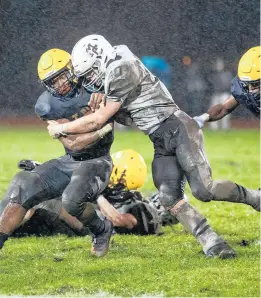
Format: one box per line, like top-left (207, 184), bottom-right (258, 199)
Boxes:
top-left (0, 197), bottom-right (73, 236)
top-left (102, 186), bottom-right (162, 235)
top-left (0, 190), bottom-right (163, 236)
top-left (104, 45), bottom-right (258, 209)
top-left (6, 87), bottom-right (113, 217)
top-left (14, 200), bottom-right (84, 237)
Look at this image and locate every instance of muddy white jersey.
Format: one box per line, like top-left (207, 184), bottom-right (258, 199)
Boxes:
top-left (105, 45), bottom-right (179, 134)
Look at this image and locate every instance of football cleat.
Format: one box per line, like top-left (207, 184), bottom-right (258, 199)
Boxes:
top-left (91, 219), bottom-right (113, 257)
top-left (206, 242), bottom-right (236, 259)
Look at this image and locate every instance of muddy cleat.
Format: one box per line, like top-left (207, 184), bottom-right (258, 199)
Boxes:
top-left (206, 242), bottom-right (236, 259)
top-left (91, 220), bottom-right (113, 257)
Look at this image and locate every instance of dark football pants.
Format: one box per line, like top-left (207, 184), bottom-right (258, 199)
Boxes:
top-left (150, 110), bottom-right (249, 208)
top-left (12, 209), bottom-right (80, 237)
top-left (8, 154), bottom-right (112, 217)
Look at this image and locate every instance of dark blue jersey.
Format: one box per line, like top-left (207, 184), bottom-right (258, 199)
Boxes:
top-left (231, 76), bottom-right (260, 118)
top-left (35, 88), bottom-right (114, 158)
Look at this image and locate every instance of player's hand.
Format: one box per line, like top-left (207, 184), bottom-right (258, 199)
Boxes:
top-left (47, 120), bottom-right (67, 139)
top-left (193, 115), bottom-right (205, 128)
top-left (18, 159), bottom-right (41, 171)
top-left (104, 212), bottom-right (137, 229)
top-left (193, 113), bottom-right (210, 128)
top-left (116, 213), bottom-right (137, 229)
top-left (88, 93), bottom-right (106, 112)
top-left (97, 195), bottom-right (137, 229)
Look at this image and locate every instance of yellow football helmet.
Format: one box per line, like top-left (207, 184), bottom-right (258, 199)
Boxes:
top-left (110, 149), bottom-right (147, 190)
top-left (238, 46), bottom-right (260, 82)
top-left (38, 48), bottom-right (76, 97)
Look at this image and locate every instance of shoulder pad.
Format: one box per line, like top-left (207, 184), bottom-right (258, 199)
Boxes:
top-left (105, 61), bottom-right (140, 101)
top-left (35, 91), bottom-right (52, 119)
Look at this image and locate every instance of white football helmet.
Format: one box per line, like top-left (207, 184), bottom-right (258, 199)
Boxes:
top-left (71, 34), bottom-right (114, 92)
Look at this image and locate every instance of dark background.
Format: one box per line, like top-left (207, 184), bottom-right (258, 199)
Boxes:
top-left (0, 0), bottom-right (259, 118)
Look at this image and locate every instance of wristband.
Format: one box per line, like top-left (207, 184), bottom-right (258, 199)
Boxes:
top-left (97, 124), bottom-right (112, 138)
top-left (201, 113), bottom-right (210, 122)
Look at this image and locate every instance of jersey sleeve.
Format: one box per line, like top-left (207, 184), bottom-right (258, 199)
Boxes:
top-left (112, 110), bottom-right (133, 126)
top-left (231, 76), bottom-right (244, 104)
top-left (35, 91), bottom-right (51, 120)
top-left (105, 61), bottom-right (141, 104)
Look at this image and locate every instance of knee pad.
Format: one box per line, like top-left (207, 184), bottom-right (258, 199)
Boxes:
top-left (191, 186), bottom-right (213, 202)
top-left (158, 183), bottom-right (184, 209)
top-left (62, 177), bottom-right (100, 217)
top-left (62, 193), bottom-right (92, 218)
top-left (7, 171), bottom-right (50, 210)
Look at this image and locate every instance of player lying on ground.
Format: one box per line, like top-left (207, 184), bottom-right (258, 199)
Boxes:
top-left (47, 35), bottom-right (260, 259)
top-left (193, 46), bottom-right (260, 127)
top-left (0, 152), bottom-right (176, 237)
top-left (0, 48), bottom-right (118, 257)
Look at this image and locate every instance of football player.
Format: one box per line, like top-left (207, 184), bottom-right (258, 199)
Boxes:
top-left (0, 49), bottom-right (115, 257)
top-left (0, 150), bottom-right (160, 237)
top-left (193, 46), bottom-right (260, 127)
top-left (2, 149), bottom-right (233, 259)
top-left (47, 35), bottom-right (260, 258)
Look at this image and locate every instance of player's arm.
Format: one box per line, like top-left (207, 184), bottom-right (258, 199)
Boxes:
top-left (48, 101), bottom-right (120, 137)
top-left (59, 207), bottom-right (85, 233)
top-left (193, 95), bottom-right (239, 127)
top-left (47, 63), bottom-right (138, 138)
top-left (97, 195), bottom-right (137, 229)
top-left (20, 208), bottom-right (36, 225)
top-left (207, 95), bottom-right (239, 121)
top-left (58, 123), bottom-right (113, 151)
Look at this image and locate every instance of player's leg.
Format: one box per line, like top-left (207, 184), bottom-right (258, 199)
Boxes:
top-left (174, 110), bottom-right (260, 211)
top-left (62, 155), bottom-right (113, 257)
top-left (12, 208), bottom-right (77, 237)
top-left (0, 171), bottom-right (49, 248)
top-left (0, 193), bottom-right (12, 216)
top-left (36, 199), bottom-right (89, 236)
top-left (151, 154), bottom-right (235, 258)
top-left (0, 159), bottom-right (71, 249)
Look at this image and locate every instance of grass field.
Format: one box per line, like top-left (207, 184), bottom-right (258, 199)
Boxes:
top-left (0, 127), bottom-right (260, 297)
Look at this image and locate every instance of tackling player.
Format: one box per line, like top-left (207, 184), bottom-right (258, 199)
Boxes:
top-left (47, 35), bottom-right (260, 258)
